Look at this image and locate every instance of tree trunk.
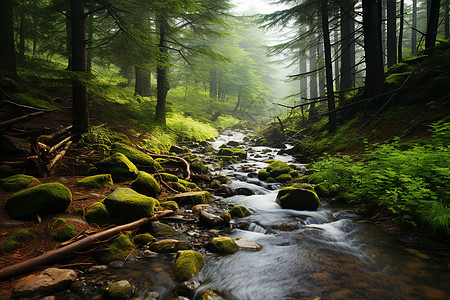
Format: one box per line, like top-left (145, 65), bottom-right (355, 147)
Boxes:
top-left (362, 0), bottom-right (386, 97)
top-left (340, 0), bottom-right (356, 92)
top-left (412, 0), bottom-right (417, 54)
top-left (209, 69), bottom-right (218, 99)
top-left (322, 0), bottom-right (336, 132)
top-left (333, 30), bottom-right (340, 90)
top-left (155, 14), bottom-right (170, 126)
top-left (234, 91), bottom-right (242, 112)
top-left (318, 44), bottom-right (326, 98)
top-left (398, 0), bottom-right (404, 62)
top-left (0, 0), bottom-right (17, 78)
top-left (381, 0), bottom-right (387, 66)
top-left (19, 5), bottom-right (26, 57)
top-left (445, 0), bottom-right (450, 39)
top-left (71, 0), bottom-right (89, 137)
top-left (425, 0), bottom-right (441, 54)
top-left (135, 66), bottom-right (144, 96)
top-left (300, 55), bottom-right (307, 100)
top-left (309, 39), bottom-right (318, 120)
top-left (387, 0), bottom-right (397, 67)
top-left (66, 11), bottom-right (73, 70)
top-left (86, 13), bottom-right (93, 72)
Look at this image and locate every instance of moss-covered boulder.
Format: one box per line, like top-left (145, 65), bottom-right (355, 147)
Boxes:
top-left (95, 153), bottom-right (138, 182)
top-left (0, 165), bottom-right (15, 178)
top-left (218, 148), bottom-right (247, 159)
top-left (134, 233), bottom-right (155, 246)
top-left (131, 171), bottom-right (161, 197)
top-left (168, 191), bottom-right (211, 205)
top-left (51, 224), bottom-right (77, 242)
top-left (170, 182), bottom-right (188, 192)
top-left (314, 182), bottom-right (339, 197)
top-left (257, 170), bottom-right (269, 181)
top-left (105, 280), bottom-right (133, 300)
top-left (0, 174), bottom-right (40, 191)
top-left (274, 173), bottom-right (293, 183)
top-left (173, 250), bottom-right (206, 281)
top-left (276, 184), bottom-right (320, 211)
top-left (95, 234), bottom-right (136, 264)
top-left (77, 174), bottom-right (113, 189)
top-left (178, 179), bottom-right (201, 191)
top-left (85, 202), bottom-right (110, 225)
top-left (266, 161), bottom-right (291, 178)
top-left (229, 206), bottom-right (251, 218)
top-left (150, 221), bottom-right (180, 236)
top-left (159, 173), bottom-right (179, 182)
top-left (148, 239), bottom-right (190, 253)
top-left (111, 143), bottom-right (161, 171)
top-left (215, 175), bottom-right (231, 185)
top-left (207, 236), bottom-right (239, 254)
top-left (103, 187), bottom-right (159, 224)
top-left (5, 183), bottom-right (72, 220)
top-left (160, 200), bottom-right (179, 211)
top-left (199, 290), bottom-right (225, 300)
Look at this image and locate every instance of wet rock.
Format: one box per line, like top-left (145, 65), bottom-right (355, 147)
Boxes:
top-left (111, 142), bottom-right (161, 171)
top-left (143, 291), bottom-right (159, 300)
top-left (13, 268), bottom-right (77, 298)
top-left (95, 234), bottom-right (136, 264)
top-left (86, 265), bottom-right (108, 273)
top-left (192, 204), bottom-right (209, 212)
top-left (178, 280), bottom-right (201, 298)
top-left (76, 174), bottom-right (113, 189)
top-left (0, 174), bottom-right (40, 191)
top-left (105, 280), bottom-right (133, 300)
top-left (235, 187), bottom-right (254, 196)
top-left (276, 184), bottom-right (320, 211)
top-left (229, 206), bottom-right (251, 218)
top-left (168, 191), bottom-right (211, 205)
top-left (173, 250), bottom-right (206, 281)
top-left (170, 145), bottom-right (188, 154)
top-left (134, 233), bottom-right (155, 246)
top-left (150, 221), bottom-right (180, 236)
top-left (85, 202), bottom-right (110, 226)
top-left (235, 238), bottom-right (262, 250)
top-left (95, 152), bottom-right (138, 182)
top-left (148, 239), bottom-right (190, 253)
top-left (215, 185), bottom-right (235, 197)
top-left (131, 171), bottom-right (161, 197)
top-left (6, 182), bottom-right (72, 220)
top-left (207, 236), bottom-right (239, 254)
top-left (226, 141), bottom-right (240, 147)
top-left (199, 211), bottom-right (227, 227)
top-left (218, 148), bottom-right (247, 159)
top-left (198, 289), bottom-right (225, 300)
top-left (276, 222), bottom-right (297, 231)
top-left (160, 200), bottom-right (179, 211)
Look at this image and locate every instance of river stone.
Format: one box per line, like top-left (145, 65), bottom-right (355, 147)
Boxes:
top-left (199, 289), bottom-right (225, 300)
top-left (5, 182), bottom-right (72, 220)
top-left (266, 161), bottom-right (291, 178)
top-left (218, 148), bottom-right (247, 159)
top-left (199, 211), bottom-right (227, 227)
top-left (0, 174), bottom-right (40, 191)
top-left (13, 268), bottom-right (77, 298)
top-left (173, 250), bottom-right (206, 281)
top-left (276, 184), bottom-right (320, 211)
top-left (148, 239), bottom-right (190, 253)
top-left (235, 187), bottom-right (254, 196)
top-left (95, 152), bottom-right (138, 182)
top-left (105, 280), bottom-right (133, 300)
top-left (207, 236), bottom-right (239, 254)
top-left (76, 174), bottom-right (113, 189)
top-left (168, 191), bottom-right (211, 205)
top-left (131, 171), bottom-right (161, 197)
top-left (178, 280), bottom-right (201, 298)
top-left (103, 187), bottom-right (159, 224)
top-left (235, 238), bottom-right (262, 250)
top-left (229, 206), bottom-right (251, 218)
top-left (192, 204), bottom-right (209, 212)
top-left (215, 185), bottom-right (235, 197)
top-left (150, 221), bottom-right (180, 236)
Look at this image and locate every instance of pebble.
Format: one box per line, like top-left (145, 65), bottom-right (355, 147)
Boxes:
top-left (86, 265), bottom-right (108, 273)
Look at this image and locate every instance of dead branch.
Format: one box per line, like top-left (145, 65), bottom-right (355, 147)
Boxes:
top-left (0, 110), bottom-right (55, 128)
top-left (38, 125), bottom-right (73, 143)
top-left (48, 136), bottom-right (73, 155)
top-left (0, 210), bottom-right (173, 282)
top-left (1, 100), bottom-right (49, 112)
top-left (138, 146), bottom-right (191, 181)
top-left (47, 141), bottom-right (72, 171)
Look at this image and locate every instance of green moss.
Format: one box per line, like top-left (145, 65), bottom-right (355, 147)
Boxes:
top-left (148, 239), bottom-right (190, 253)
top-left (216, 175), bottom-right (231, 185)
top-left (77, 174), bottom-right (113, 189)
top-left (276, 185), bottom-right (320, 211)
top-left (85, 202), bottom-right (110, 225)
top-left (12, 92), bottom-right (57, 110)
top-left (229, 206), bottom-right (251, 218)
top-left (3, 78), bottom-right (23, 92)
top-left (134, 233), bottom-right (155, 246)
top-left (105, 280), bottom-right (133, 300)
top-left (220, 212), bottom-right (232, 222)
top-left (168, 191), bottom-right (211, 205)
top-left (385, 72), bottom-right (412, 90)
top-left (266, 161), bottom-right (291, 178)
top-left (160, 201), bottom-right (179, 210)
top-left (208, 236), bottom-right (239, 254)
top-left (159, 173), bottom-right (179, 182)
top-left (255, 137), bottom-right (269, 146)
top-left (257, 170), bottom-right (269, 181)
top-left (191, 161), bottom-right (209, 173)
top-left (266, 177), bottom-right (275, 183)
top-left (170, 182), bottom-right (188, 192)
top-left (218, 148), bottom-right (247, 159)
top-left (179, 179), bottom-right (201, 191)
top-left (95, 153), bottom-right (138, 182)
top-left (51, 224), bottom-right (77, 242)
top-left (53, 217), bottom-right (67, 228)
top-left (0, 240), bottom-right (18, 252)
top-left (274, 173), bottom-right (293, 183)
top-left (289, 170), bottom-right (299, 178)
top-left (173, 250), bottom-right (206, 281)
top-left (95, 234), bottom-right (136, 264)
top-left (131, 171), bottom-right (161, 197)
top-left (103, 187), bottom-right (159, 224)
top-left (5, 183), bottom-right (72, 220)
top-left (0, 165), bottom-right (15, 178)
top-left (264, 159), bottom-right (275, 164)
top-left (199, 290), bottom-right (224, 300)
top-left (111, 143), bottom-right (161, 171)
top-left (0, 174), bottom-right (40, 191)
top-left (10, 228), bottom-right (37, 241)
top-left (79, 126), bottom-right (130, 148)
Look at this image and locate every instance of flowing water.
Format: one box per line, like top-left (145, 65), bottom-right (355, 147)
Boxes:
top-left (65, 131), bottom-right (449, 300)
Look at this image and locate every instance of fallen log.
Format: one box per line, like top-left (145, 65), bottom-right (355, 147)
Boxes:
top-left (0, 110), bottom-right (57, 128)
top-left (0, 210), bottom-right (174, 282)
top-left (38, 125), bottom-right (73, 144)
top-left (47, 141), bottom-right (72, 171)
top-left (138, 146), bottom-right (191, 181)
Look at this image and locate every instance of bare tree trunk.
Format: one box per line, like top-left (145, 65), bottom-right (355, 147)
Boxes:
top-left (86, 13), bottom-right (93, 72)
top-left (322, 0), bottom-right (336, 132)
top-left (71, 0), bottom-right (89, 137)
top-left (425, 0), bottom-right (442, 54)
top-left (340, 0), bottom-right (355, 92)
top-left (209, 69), bottom-right (217, 99)
top-left (381, 0), bottom-right (387, 66)
top-left (334, 30), bottom-right (340, 90)
top-left (0, 0), bottom-right (17, 78)
top-left (155, 15), bottom-right (170, 126)
top-left (445, 0), bottom-right (449, 39)
top-left (318, 43), bottom-right (326, 98)
top-left (387, 0), bottom-right (397, 67)
top-left (412, 0), bottom-right (418, 54)
top-left (309, 37), bottom-right (318, 120)
top-left (66, 11), bottom-right (72, 70)
top-left (300, 56), bottom-right (307, 100)
top-left (19, 5), bottom-right (26, 57)
top-left (398, 0), bottom-right (404, 62)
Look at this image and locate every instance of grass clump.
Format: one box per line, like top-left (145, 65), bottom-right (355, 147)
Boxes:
top-left (167, 113), bottom-right (218, 142)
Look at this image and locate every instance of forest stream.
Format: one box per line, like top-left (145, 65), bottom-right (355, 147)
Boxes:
top-left (60, 131), bottom-right (450, 300)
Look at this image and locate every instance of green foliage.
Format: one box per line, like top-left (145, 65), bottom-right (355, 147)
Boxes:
top-left (309, 122), bottom-right (450, 235)
top-left (167, 114), bottom-right (218, 142)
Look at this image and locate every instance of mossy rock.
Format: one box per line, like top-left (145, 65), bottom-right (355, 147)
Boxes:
top-left (215, 175), bottom-right (231, 185)
top-left (199, 290), bottom-right (225, 300)
top-left (220, 212), bottom-right (232, 222)
top-left (276, 185), bottom-right (320, 211)
top-left (134, 233), bottom-right (154, 246)
top-left (159, 173), bottom-right (179, 182)
top-left (0, 165), bottom-right (15, 178)
top-left (266, 177), bottom-right (275, 183)
top-left (12, 92), bottom-right (56, 110)
top-left (53, 217), bottom-right (67, 228)
top-left (218, 148), bottom-right (247, 159)
top-left (131, 171), bottom-right (161, 197)
top-left (264, 159), bottom-right (275, 164)
top-left (160, 201), bottom-right (179, 211)
top-left (266, 161), bottom-right (291, 178)
top-left (168, 191), bottom-right (211, 205)
top-left (257, 170), bottom-right (269, 181)
top-left (150, 221), bottom-right (180, 236)
top-left (77, 174), bottom-right (113, 189)
top-left (148, 239), bottom-right (190, 253)
top-left (51, 224), bottom-right (77, 242)
top-left (169, 182), bottom-right (188, 193)
top-left (85, 202), bottom-right (110, 225)
top-left (0, 174), bottom-right (40, 191)
top-left (191, 161), bottom-right (209, 173)
top-left (5, 183), bottom-right (72, 220)
top-left (289, 170), bottom-right (299, 178)
top-left (314, 183), bottom-right (339, 197)
top-left (173, 250), bottom-right (206, 281)
top-left (255, 137), bottom-right (269, 146)
top-left (207, 236), bottom-right (239, 254)
top-left (95, 153), bottom-right (138, 182)
top-left (178, 179), bottom-right (201, 191)
top-left (103, 187), bottom-right (159, 224)
top-left (291, 183), bottom-right (314, 191)
top-left (95, 234), bottom-right (136, 264)
top-left (111, 143), bottom-right (161, 171)
top-left (105, 280), bottom-right (133, 300)
top-left (0, 135), bottom-right (29, 155)
top-left (229, 206), bottom-right (251, 218)
top-left (274, 173), bottom-right (293, 183)
top-left (0, 228), bottom-right (37, 252)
